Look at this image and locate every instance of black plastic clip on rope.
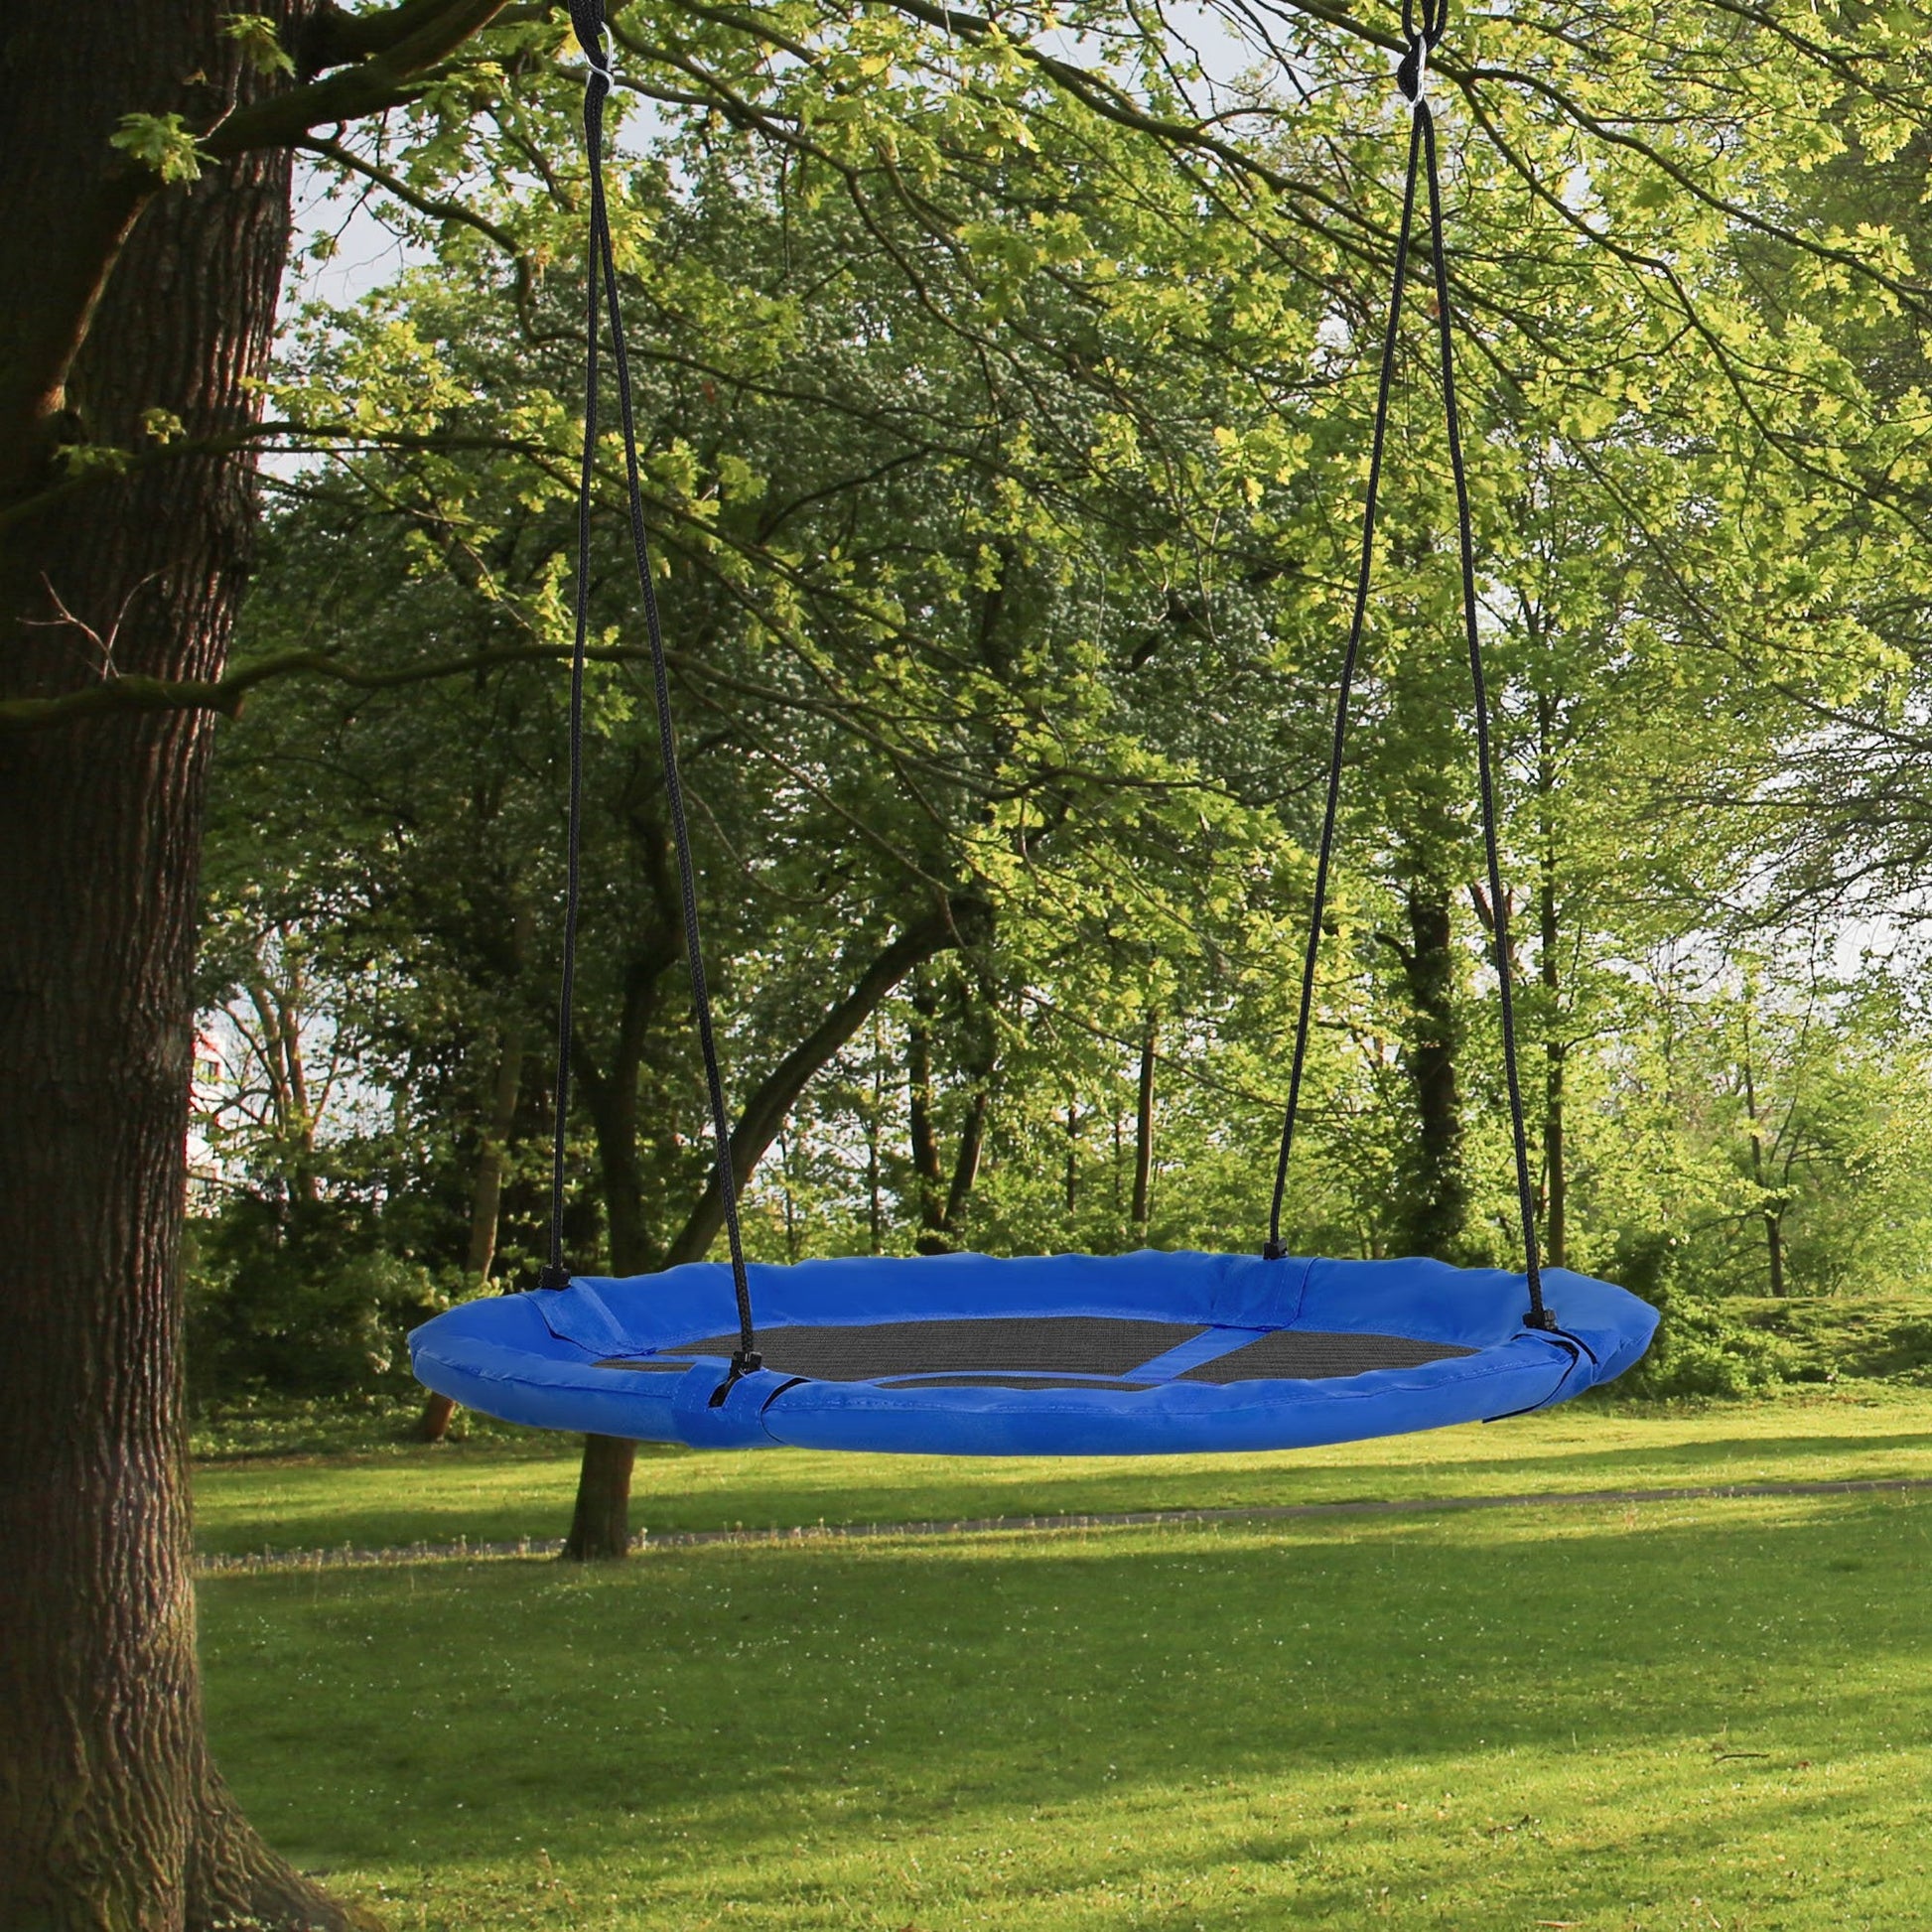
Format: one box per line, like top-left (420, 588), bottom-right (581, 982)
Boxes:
top-left (545, 0), bottom-right (763, 1389)
top-left (1264, 0), bottom-right (1555, 1333)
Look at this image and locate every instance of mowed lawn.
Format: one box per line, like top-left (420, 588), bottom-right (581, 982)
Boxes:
top-left (197, 1394), bottom-right (1932, 1928)
top-left (193, 1387), bottom-right (1932, 1559)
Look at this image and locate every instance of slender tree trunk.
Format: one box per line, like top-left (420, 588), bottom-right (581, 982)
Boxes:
top-left (943, 1088), bottom-right (989, 1237)
top-left (867, 1035), bottom-right (885, 1254)
top-left (1535, 694), bottom-right (1567, 1271)
top-left (1396, 879), bottom-right (1467, 1260)
top-left (933, 967), bottom-right (997, 1246)
top-left (1064, 1104), bottom-right (1080, 1215)
top-left (668, 906), bottom-right (982, 1267)
top-left (907, 970), bottom-right (947, 1244)
top-left (0, 8), bottom-right (374, 1926)
top-left (1740, 1009), bottom-right (1785, 1298)
top-left (574, 955), bottom-right (667, 1287)
top-left (1541, 922), bottom-right (1567, 1271)
top-left (1131, 1013), bottom-right (1157, 1238)
top-left (466, 1016), bottom-right (526, 1285)
top-left (564, 997), bottom-right (658, 1567)
top-left (779, 1130), bottom-right (799, 1263)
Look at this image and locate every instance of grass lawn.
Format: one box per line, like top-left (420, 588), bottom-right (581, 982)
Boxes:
top-left (196, 1394), bottom-right (1932, 1928)
top-left (192, 1386), bottom-right (1932, 1559)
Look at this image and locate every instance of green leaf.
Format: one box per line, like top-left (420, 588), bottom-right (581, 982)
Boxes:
top-left (221, 12), bottom-right (296, 77)
top-left (110, 112), bottom-right (206, 185)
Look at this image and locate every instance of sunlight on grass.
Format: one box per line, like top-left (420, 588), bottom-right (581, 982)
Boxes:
top-left (192, 1386), bottom-right (1932, 1559)
top-left (202, 1490), bottom-right (1932, 1927)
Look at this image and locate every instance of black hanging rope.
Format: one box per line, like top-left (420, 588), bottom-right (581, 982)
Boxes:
top-left (1265, 110), bottom-right (1423, 1265)
top-left (1265, 0), bottom-right (1553, 1330)
top-left (545, 0), bottom-right (761, 1381)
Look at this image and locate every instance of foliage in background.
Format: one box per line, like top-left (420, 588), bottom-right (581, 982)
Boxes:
top-left (192, 0), bottom-right (1932, 1404)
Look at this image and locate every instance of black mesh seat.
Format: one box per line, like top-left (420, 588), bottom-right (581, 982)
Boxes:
top-left (659, 1315), bottom-right (1202, 1383)
top-left (1180, 1330), bottom-right (1475, 1383)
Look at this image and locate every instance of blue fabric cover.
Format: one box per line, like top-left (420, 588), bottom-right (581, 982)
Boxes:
top-left (408, 1250), bottom-right (1657, 1456)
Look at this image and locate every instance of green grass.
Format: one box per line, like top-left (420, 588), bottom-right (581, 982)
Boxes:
top-left (203, 1485), bottom-right (1932, 1928)
top-left (196, 1394), bottom-right (1932, 1926)
top-left (192, 1386), bottom-right (1932, 1559)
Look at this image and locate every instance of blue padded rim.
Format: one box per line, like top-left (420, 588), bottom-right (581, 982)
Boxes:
top-left (408, 1249), bottom-right (1658, 1457)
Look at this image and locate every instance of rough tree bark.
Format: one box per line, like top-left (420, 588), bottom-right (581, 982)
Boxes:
top-left (0, 5), bottom-right (506, 1924)
top-left (0, 8), bottom-right (365, 1926)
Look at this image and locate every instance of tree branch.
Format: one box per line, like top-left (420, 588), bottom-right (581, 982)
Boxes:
top-left (205, 0), bottom-right (514, 160)
top-left (659, 897), bottom-right (994, 1269)
top-left (294, 136), bottom-right (523, 258)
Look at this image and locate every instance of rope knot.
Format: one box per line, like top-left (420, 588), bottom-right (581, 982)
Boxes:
top-left (1396, 31), bottom-right (1428, 104)
top-left (568, 0), bottom-right (612, 89)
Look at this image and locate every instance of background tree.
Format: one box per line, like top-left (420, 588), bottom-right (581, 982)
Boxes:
top-left (11, 0), bottom-right (1932, 1922)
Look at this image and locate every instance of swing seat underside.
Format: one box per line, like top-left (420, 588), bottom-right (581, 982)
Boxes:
top-left (409, 1249), bottom-right (1657, 1455)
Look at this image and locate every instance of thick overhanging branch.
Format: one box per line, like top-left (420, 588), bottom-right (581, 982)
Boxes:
top-left (299, 0), bottom-right (497, 72)
top-left (659, 895), bottom-right (995, 1269)
top-left (0, 641), bottom-right (605, 732)
top-left (206, 0), bottom-right (515, 159)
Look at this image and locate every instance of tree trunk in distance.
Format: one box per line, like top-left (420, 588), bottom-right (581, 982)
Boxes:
top-left (562, 907), bottom-right (982, 1559)
top-left (1396, 880), bottom-right (1468, 1261)
top-left (419, 1009), bottom-right (526, 1444)
top-left (1739, 1009), bottom-right (1785, 1297)
top-left (1533, 692), bottom-right (1567, 1270)
top-left (0, 8), bottom-right (374, 1926)
top-left (667, 903), bottom-right (983, 1267)
top-left (907, 968), bottom-right (947, 1245)
top-left (1131, 1013), bottom-right (1157, 1238)
top-left (942, 1088), bottom-right (990, 1238)
top-left (561, 1105), bottom-right (654, 1564)
top-left (1537, 871), bottom-right (1566, 1271)
top-left (562, 1432), bottom-right (641, 1562)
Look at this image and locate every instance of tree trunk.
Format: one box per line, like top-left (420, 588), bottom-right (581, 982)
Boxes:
top-left (1541, 918), bottom-right (1567, 1272)
top-left (419, 1008), bottom-right (525, 1444)
top-left (667, 903), bottom-right (982, 1266)
top-left (563, 907), bottom-right (983, 1560)
top-left (564, 995), bottom-right (658, 1567)
top-left (0, 8), bottom-right (372, 1926)
top-left (574, 952), bottom-right (669, 1285)
top-left (561, 1432), bottom-right (641, 1562)
top-left (866, 1035), bottom-right (885, 1254)
top-left (943, 1088), bottom-right (990, 1237)
top-left (1740, 1009), bottom-right (1785, 1298)
top-left (1534, 696), bottom-right (1567, 1271)
top-left (907, 969), bottom-right (947, 1242)
top-left (1396, 880), bottom-right (1467, 1261)
top-left (1131, 1013), bottom-right (1157, 1238)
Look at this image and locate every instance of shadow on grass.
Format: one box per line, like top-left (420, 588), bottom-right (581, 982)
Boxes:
top-left (204, 1490), bottom-right (1931, 1904)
